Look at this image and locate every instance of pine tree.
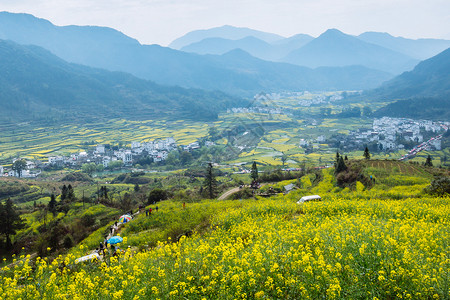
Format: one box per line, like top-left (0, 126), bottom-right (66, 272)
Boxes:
top-left (281, 153), bottom-right (288, 168)
top-left (424, 155), bottom-right (433, 167)
top-left (0, 198), bottom-right (26, 249)
top-left (61, 185), bottom-right (68, 201)
top-left (204, 163), bottom-right (217, 199)
top-left (335, 156), bottom-right (347, 174)
top-left (364, 146), bottom-right (370, 160)
top-left (67, 184), bottom-right (74, 200)
top-left (250, 161), bottom-right (258, 181)
top-left (48, 194), bottom-right (57, 216)
top-left (334, 151), bottom-right (341, 169)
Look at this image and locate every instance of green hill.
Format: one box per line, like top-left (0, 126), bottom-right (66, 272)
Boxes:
top-left (0, 39), bottom-right (243, 122)
top-left (371, 48), bottom-right (450, 120)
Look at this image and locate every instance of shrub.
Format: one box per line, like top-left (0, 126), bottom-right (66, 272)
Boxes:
top-left (63, 234), bottom-right (74, 249)
top-left (424, 177), bottom-right (450, 196)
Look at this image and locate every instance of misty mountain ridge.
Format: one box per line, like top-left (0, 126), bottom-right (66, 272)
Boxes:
top-left (370, 47), bottom-right (450, 120)
top-left (358, 31), bottom-right (450, 60)
top-left (177, 27), bottom-right (449, 75)
top-left (0, 39), bottom-right (243, 121)
top-left (180, 35), bottom-right (313, 61)
top-left (369, 47), bottom-right (450, 99)
top-left (169, 25), bottom-right (285, 49)
top-left (0, 12), bottom-right (392, 96)
top-left (282, 29), bottom-right (418, 74)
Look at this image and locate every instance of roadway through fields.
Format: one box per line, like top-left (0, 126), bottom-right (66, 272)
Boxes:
top-left (218, 187), bottom-right (241, 200)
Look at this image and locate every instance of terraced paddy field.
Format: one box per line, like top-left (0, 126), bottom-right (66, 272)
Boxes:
top-left (0, 91), bottom-right (446, 170)
top-left (0, 119), bottom-right (208, 162)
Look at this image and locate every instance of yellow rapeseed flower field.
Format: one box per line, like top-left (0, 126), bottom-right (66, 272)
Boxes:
top-left (1, 193), bottom-right (449, 299)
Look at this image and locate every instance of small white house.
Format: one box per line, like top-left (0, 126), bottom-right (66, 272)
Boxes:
top-left (299, 139), bottom-right (308, 147)
top-left (297, 195), bottom-right (322, 204)
top-left (103, 156), bottom-right (111, 168)
top-left (131, 142), bottom-right (141, 149)
top-left (96, 145), bottom-right (105, 154)
top-left (122, 151), bottom-right (133, 164)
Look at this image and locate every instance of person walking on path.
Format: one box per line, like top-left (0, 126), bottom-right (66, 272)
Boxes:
top-left (146, 209), bottom-right (148, 217)
top-left (99, 242), bottom-right (105, 256)
top-left (149, 207), bottom-right (152, 215)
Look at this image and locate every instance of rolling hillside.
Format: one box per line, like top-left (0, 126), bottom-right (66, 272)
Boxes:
top-left (371, 48), bottom-right (450, 120)
top-left (0, 40), bottom-right (243, 121)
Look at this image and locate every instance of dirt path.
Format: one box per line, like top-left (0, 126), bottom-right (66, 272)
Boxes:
top-left (218, 187), bottom-right (241, 200)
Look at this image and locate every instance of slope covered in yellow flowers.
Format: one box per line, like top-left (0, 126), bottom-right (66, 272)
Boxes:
top-left (1, 167), bottom-right (449, 299)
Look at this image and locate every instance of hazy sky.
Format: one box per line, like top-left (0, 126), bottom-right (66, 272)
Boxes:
top-left (0, 0), bottom-right (449, 46)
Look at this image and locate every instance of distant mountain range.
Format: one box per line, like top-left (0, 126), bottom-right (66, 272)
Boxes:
top-left (358, 32), bottom-right (450, 60)
top-left (169, 25), bottom-right (285, 49)
top-left (282, 29), bottom-right (418, 74)
top-left (0, 12), bottom-right (392, 96)
top-left (181, 35), bottom-right (313, 62)
top-left (176, 26), bottom-right (450, 74)
top-left (0, 39), bottom-right (243, 121)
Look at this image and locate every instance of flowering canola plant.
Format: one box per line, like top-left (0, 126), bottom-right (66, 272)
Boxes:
top-left (1, 194), bottom-right (449, 299)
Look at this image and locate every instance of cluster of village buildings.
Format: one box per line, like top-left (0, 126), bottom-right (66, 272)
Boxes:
top-left (0, 137), bottom-right (212, 178)
top-left (299, 117), bottom-right (447, 152)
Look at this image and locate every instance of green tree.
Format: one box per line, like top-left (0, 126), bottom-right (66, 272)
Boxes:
top-left (335, 156), bottom-right (347, 174)
top-left (96, 164), bottom-right (105, 172)
top-left (61, 184), bottom-right (68, 201)
top-left (363, 146), bottom-right (370, 160)
top-left (67, 184), bottom-right (74, 200)
top-left (250, 161), bottom-right (259, 181)
top-left (12, 159), bottom-right (27, 178)
top-left (204, 163), bottom-right (217, 199)
top-left (280, 153), bottom-right (288, 168)
top-left (148, 188), bottom-right (167, 204)
top-left (425, 177), bottom-right (450, 196)
top-left (81, 163), bottom-right (97, 176)
top-left (107, 160), bottom-right (123, 170)
top-left (208, 126), bottom-right (220, 141)
top-left (335, 151), bottom-right (340, 162)
top-left (334, 151), bottom-right (340, 169)
top-left (424, 155), bottom-right (433, 167)
top-left (180, 151), bottom-right (193, 166)
top-left (0, 198), bottom-right (26, 249)
top-left (48, 194), bottom-right (57, 216)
